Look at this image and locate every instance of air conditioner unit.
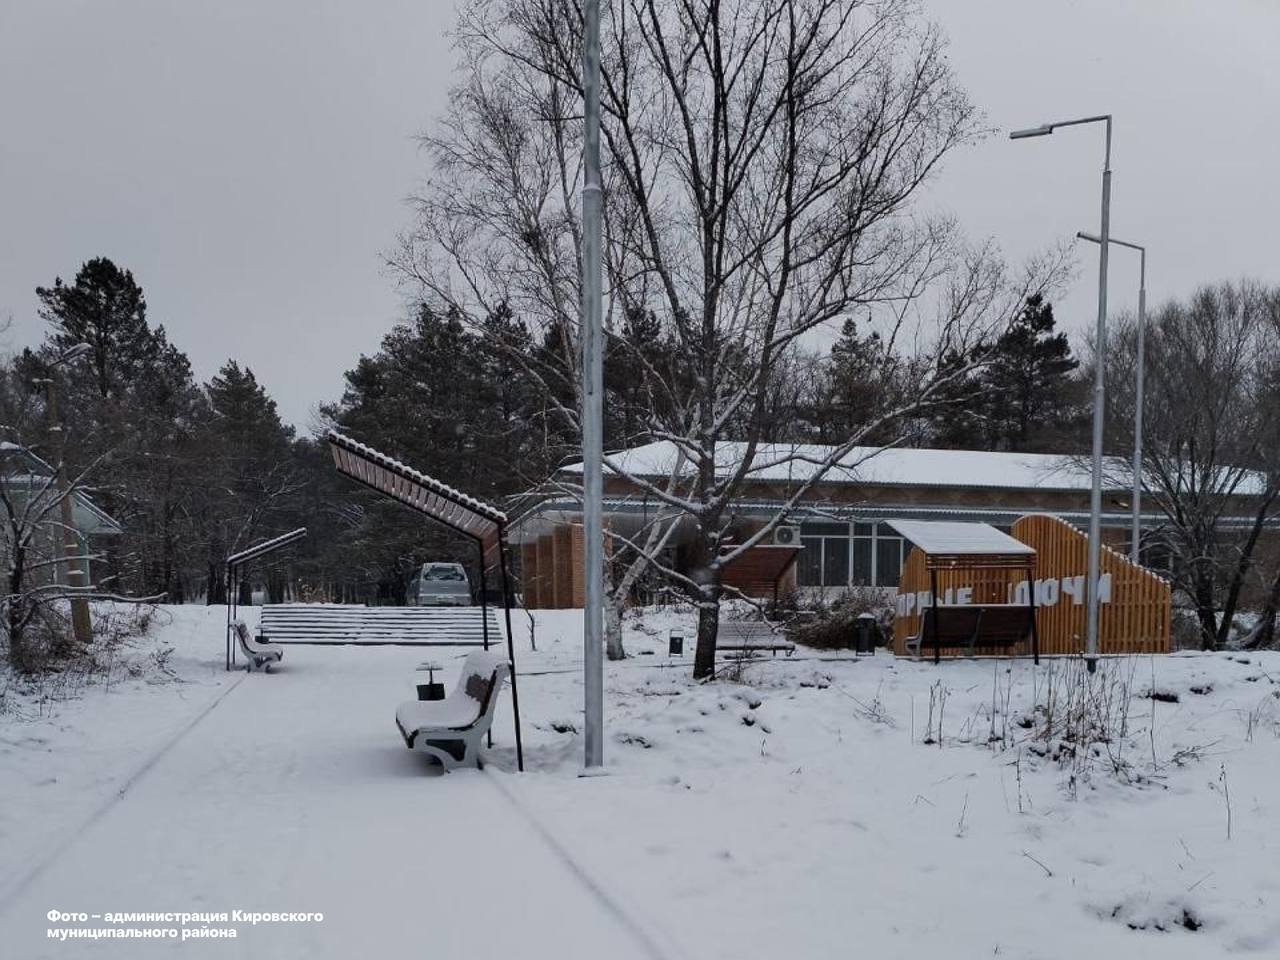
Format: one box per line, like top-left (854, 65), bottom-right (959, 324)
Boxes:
top-left (773, 525), bottom-right (802, 546)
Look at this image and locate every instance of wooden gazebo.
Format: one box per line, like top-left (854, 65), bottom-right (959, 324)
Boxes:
top-left (891, 514), bottom-right (1172, 660)
top-left (888, 520), bottom-right (1039, 663)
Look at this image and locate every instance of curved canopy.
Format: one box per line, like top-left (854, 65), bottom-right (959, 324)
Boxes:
top-left (326, 431), bottom-right (506, 541)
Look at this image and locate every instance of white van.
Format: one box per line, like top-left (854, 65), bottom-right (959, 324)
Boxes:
top-left (407, 562), bottom-right (472, 606)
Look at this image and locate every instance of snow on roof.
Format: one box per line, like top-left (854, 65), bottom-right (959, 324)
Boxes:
top-left (883, 519), bottom-right (1035, 556)
top-left (567, 440), bottom-right (1267, 495)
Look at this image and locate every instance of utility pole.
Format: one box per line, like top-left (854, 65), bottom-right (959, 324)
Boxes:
top-left (42, 367), bottom-right (93, 644)
top-left (581, 0), bottom-right (605, 770)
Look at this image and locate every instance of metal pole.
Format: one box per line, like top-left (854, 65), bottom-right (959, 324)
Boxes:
top-left (497, 530), bottom-right (525, 772)
top-left (1084, 118), bottom-right (1113, 673)
top-left (1131, 251), bottom-right (1146, 565)
top-left (45, 376), bottom-right (93, 644)
top-left (1075, 232), bottom-right (1145, 566)
top-left (581, 0), bottom-right (605, 770)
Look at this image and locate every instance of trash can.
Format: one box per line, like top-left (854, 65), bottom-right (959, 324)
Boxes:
top-left (853, 613), bottom-right (879, 655)
top-left (416, 662), bottom-right (446, 700)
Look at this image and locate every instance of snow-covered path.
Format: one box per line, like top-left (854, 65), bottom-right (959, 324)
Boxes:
top-left (1, 643), bottom-right (662, 959)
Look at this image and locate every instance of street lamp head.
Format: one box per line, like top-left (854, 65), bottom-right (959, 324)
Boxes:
top-left (1076, 231), bottom-right (1102, 244)
top-left (1009, 124), bottom-right (1054, 140)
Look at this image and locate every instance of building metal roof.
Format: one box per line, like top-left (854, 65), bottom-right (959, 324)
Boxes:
top-left (561, 440), bottom-right (1269, 496)
top-left (0, 444), bottom-right (123, 536)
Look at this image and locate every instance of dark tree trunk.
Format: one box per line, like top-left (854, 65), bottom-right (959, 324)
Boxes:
top-left (1250, 570), bottom-right (1280, 649)
top-left (693, 594), bottom-right (721, 680)
top-left (205, 562), bottom-right (226, 605)
top-left (1195, 577), bottom-right (1218, 651)
top-left (6, 546), bottom-right (28, 670)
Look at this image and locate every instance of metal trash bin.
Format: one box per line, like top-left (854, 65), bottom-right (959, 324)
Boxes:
top-left (853, 613), bottom-right (879, 655)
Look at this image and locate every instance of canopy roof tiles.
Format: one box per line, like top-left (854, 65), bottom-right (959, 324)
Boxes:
top-left (326, 431), bottom-right (507, 539)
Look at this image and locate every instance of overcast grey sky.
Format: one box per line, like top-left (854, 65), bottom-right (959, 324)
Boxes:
top-left (2, 0), bottom-right (1277, 428)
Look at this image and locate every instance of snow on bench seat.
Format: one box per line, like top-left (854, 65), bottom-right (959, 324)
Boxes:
top-left (395, 650), bottom-right (511, 771)
top-left (717, 619), bottom-right (796, 656)
top-left (234, 619), bottom-right (283, 672)
top-left (258, 604), bottom-right (503, 646)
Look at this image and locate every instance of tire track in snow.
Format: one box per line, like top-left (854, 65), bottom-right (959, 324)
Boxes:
top-left (0, 672), bottom-right (248, 916)
top-left (484, 769), bottom-right (687, 960)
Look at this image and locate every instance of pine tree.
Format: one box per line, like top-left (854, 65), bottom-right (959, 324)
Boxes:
top-left (36, 258), bottom-right (155, 402)
top-left (982, 294), bottom-right (1080, 451)
top-left (926, 296), bottom-right (1082, 452)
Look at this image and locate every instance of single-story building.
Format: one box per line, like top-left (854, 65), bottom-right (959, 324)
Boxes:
top-left (512, 440), bottom-right (1270, 608)
top-left (0, 442), bottom-right (123, 591)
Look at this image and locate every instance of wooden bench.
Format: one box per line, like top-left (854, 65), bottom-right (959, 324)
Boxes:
top-left (394, 650), bottom-right (511, 771)
top-left (233, 619), bottom-right (283, 672)
top-left (905, 604), bottom-right (1037, 662)
top-left (717, 619), bottom-right (796, 657)
top-left (257, 604), bottom-right (503, 647)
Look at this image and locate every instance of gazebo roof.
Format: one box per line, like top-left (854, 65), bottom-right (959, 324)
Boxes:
top-left (884, 519), bottom-right (1035, 570)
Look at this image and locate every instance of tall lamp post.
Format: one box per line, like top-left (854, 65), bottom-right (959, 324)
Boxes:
top-left (581, 0), bottom-right (605, 770)
top-left (38, 343), bottom-right (94, 644)
top-left (1077, 231), bottom-right (1146, 566)
top-left (1010, 114), bottom-right (1113, 672)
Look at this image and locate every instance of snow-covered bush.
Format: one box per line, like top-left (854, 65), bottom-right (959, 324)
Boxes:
top-left (788, 589), bottom-right (891, 650)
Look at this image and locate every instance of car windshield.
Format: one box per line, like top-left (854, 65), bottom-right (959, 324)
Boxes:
top-left (424, 566), bottom-right (465, 582)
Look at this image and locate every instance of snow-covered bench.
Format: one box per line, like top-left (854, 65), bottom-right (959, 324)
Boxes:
top-left (395, 650), bottom-right (511, 771)
top-left (257, 604), bottom-right (502, 646)
top-left (234, 619), bottom-right (283, 672)
top-left (717, 619), bottom-right (796, 657)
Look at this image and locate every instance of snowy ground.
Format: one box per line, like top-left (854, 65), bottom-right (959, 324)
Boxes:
top-left (2, 604), bottom-right (1279, 958)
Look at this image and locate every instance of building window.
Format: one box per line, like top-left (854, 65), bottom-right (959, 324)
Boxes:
top-left (798, 523), bottom-right (849, 587)
top-left (798, 521), bottom-right (905, 588)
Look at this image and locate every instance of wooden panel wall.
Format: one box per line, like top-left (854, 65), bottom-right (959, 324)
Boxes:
top-left (535, 535), bottom-right (554, 608)
top-left (553, 526), bottom-right (573, 608)
top-left (892, 514), bottom-right (1171, 657)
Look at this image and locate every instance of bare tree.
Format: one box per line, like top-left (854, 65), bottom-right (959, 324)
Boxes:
top-left (397, 0), bottom-right (1065, 677)
top-left (1101, 281), bottom-right (1280, 649)
top-left (0, 444), bottom-right (108, 671)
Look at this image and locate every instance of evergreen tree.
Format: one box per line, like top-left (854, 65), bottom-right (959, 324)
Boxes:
top-left (926, 296), bottom-right (1083, 452)
top-left (197, 361), bottom-right (298, 602)
top-left (30, 258), bottom-right (208, 598)
top-left (982, 294), bottom-right (1081, 451)
top-left (36, 258), bottom-right (155, 402)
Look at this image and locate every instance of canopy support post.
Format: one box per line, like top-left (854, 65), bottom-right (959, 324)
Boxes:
top-left (479, 538), bottom-right (493, 749)
top-left (930, 568), bottom-right (941, 665)
top-left (498, 529), bottom-right (525, 772)
top-left (1026, 567), bottom-right (1040, 665)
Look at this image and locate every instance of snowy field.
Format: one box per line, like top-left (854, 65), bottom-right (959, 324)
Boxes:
top-left (2, 604), bottom-right (1279, 958)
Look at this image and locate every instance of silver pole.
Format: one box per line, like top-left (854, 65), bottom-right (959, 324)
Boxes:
top-left (581, 0), bottom-right (605, 770)
top-left (1075, 231), bottom-right (1146, 566)
top-left (1131, 251), bottom-right (1146, 565)
top-left (1084, 119), bottom-right (1113, 673)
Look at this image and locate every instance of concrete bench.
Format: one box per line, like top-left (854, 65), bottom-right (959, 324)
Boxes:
top-left (234, 619), bottom-right (283, 672)
top-left (717, 619), bottom-right (796, 657)
top-left (258, 604), bottom-right (502, 646)
top-left (395, 650), bottom-right (511, 771)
